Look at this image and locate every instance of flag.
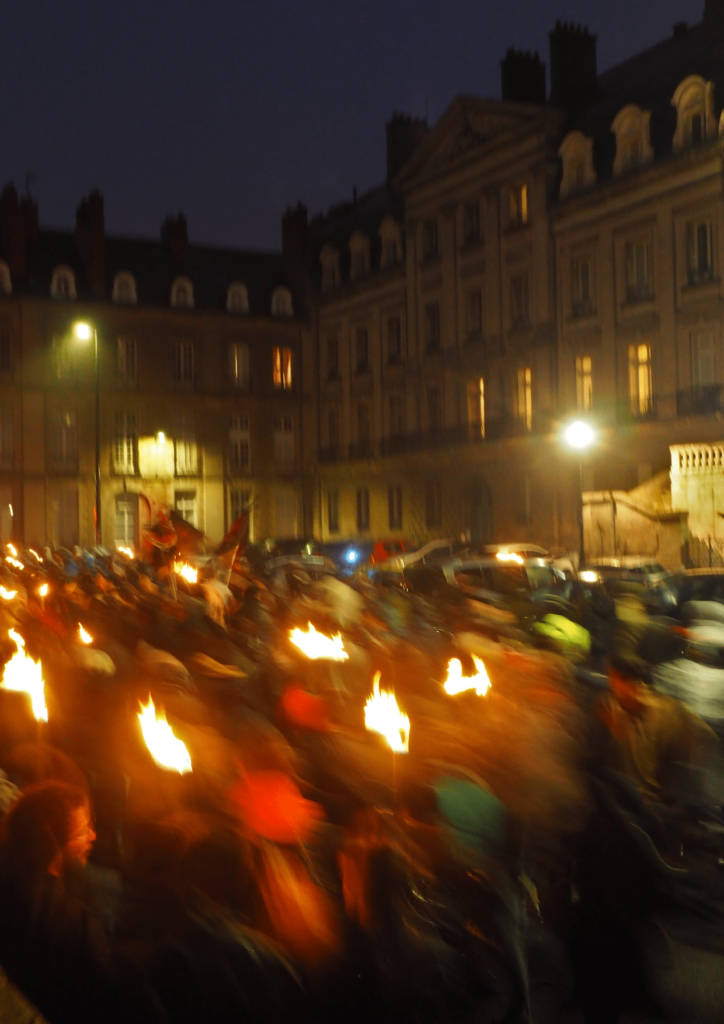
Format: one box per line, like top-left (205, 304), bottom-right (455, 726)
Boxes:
top-left (215, 509), bottom-right (250, 557)
top-left (169, 509), bottom-right (206, 556)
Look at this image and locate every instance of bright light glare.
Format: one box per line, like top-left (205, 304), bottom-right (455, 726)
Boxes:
top-left (38, 584), bottom-right (49, 598)
top-left (346, 549), bottom-right (358, 563)
top-left (74, 322), bottom-right (92, 341)
top-left (496, 551), bottom-right (523, 565)
top-left (0, 587), bottom-right (17, 601)
top-left (6, 544), bottom-right (17, 558)
top-left (364, 672), bottom-right (410, 753)
top-left (579, 570), bottom-right (600, 584)
top-left (564, 420), bottom-right (595, 450)
top-left (156, 432), bottom-right (166, 446)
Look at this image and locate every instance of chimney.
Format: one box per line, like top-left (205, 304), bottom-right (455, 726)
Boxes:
top-left (0, 184), bottom-right (27, 285)
top-left (282, 203), bottom-right (310, 306)
top-left (20, 194), bottom-right (38, 242)
top-left (549, 21), bottom-right (598, 110)
top-left (161, 212), bottom-right (189, 264)
top-left (704, 0), bottom-right (724, 32)
top-left (386, 113), bottom-right (429, 182)
top-left (501, 49), bottom-right (547, 105)
top-left (75, 190), bottom-right (106, 296)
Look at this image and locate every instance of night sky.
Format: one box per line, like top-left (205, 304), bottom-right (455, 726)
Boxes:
top-left (0, 0), bottom-right (706, 251)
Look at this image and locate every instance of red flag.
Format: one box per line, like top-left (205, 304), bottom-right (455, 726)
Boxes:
top-left (215, 510), bottom-right (249, 557)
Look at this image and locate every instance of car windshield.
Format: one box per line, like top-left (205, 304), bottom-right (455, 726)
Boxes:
top-left (525, 564), bottom-right (557, 590)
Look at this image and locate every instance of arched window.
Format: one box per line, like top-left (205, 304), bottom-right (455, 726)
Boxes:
top-left (672, 75), bottom-right (715, 151)
top-left (349, 231), bottom-right (370, 281)
top-left (379, 217), bottom-right (402, 267)
top-left (271, 286), bottom-right (293, 318)
top-left (51, 265), bottom-right (77, 300)
top-left (558, 131), bottom-right (596, 197)
top-left (320, 245), bottom-right (340, 292)
top-left (611, 105), bottom-right (653, 176)
top-left (0, 261), bottom-right (11, 297)
top-left (227, 282), bottom-right (249, 314)
top-left (112, 271), bottom-right (137, 305)
top-left (171, 276), bottom-right (194, 309)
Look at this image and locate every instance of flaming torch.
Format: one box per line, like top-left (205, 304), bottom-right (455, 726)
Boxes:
top-left (173, 561), bottom-right (198, 585)
top-left (137, 695), bottom-right (192, 774)
top-left (6, 544), bottom-right (17, 558)
top-left (117, 546), bottom-right (134, 559)
top-left (0, 587), bottom-right (17, 601)
top-left (443, 657), bottom-right (491, 697)
top-left (289, 623), bottom-right (349, 662)
top-left (1, 629), bottom-right (48, 722)
top-left (364, 671), bottom-right (409, 809)
top-left (78, 625), bottom-right (93, 645)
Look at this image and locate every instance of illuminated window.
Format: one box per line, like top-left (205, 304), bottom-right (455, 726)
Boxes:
top-left (115, 495), bottom-right (137, 548)
top-left (230, 414), bottom-right (250, 471)
top-left (687, 219), bottom-right (714, 283)
top-left (170, 277), bottom-right (194, 309)
top-left (272, 346), bottom-right (292, 389)
top-left (175, 491), bottom-right (197, 528)
top-left (175, 414), bottom-right (197, 476)
top-left (576, 355), bottom-right (593, 411)
top-left (114, 410), bottom-right (136, 474)
top-left (467, 378), bottom-right (485, 438)
top-left (628, 343), bottom-right (652, 416)
top-left (229, 342), bottom-right (250, 389)
top-left (50, 266), bottom-right (76, 300)
top-left (517, 367), bottom-right (532, 431)
top-left (113, 272), bottom-right (137, 305)
top-left (509, 183), bottom-right (528, 227)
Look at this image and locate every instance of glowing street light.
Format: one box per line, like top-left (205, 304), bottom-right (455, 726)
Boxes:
top-left (562, 420), bottom-right (596, 571)
top-left (73, 322), bottom-right (100, 546)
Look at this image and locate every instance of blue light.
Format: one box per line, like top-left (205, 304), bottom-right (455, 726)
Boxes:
top-left (346, 549), bottom-right (359, 564)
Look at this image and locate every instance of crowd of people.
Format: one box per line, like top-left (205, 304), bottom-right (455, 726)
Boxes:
top-left (0, 541), bottom-right (720, 1023)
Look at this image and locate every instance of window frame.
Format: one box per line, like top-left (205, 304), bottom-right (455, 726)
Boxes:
top-left (272, 346), bottom-right (293, 389)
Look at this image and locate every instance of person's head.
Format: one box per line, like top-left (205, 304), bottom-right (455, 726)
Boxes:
top-left (2, 780), bottom-right (95, 883)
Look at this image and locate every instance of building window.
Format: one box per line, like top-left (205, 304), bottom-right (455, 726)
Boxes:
top-left (114, 410), bottom-right (136, 474)
top-left (510, 273), bottom-right (530, 329)
top-left (576, 355), bottom-right (593, 411)
top-left (467, 378), bottom-right (485, 438)
top-left (424, 303), bottom-right (440, 352)
top-left (274, 414), bottom-right (294, 470)
top-left (672, 75), bottom-right (714, 152)
top-left (517, 367), bottom-right (532, 431)
top-left (629, 343), bottom-right (653, 416)
top-left (229, 342), bottom-right (250, 389)
top-left (112, 272), bottom-right (137, 305)
top-left (692, 331), bottom-right (717, 387)
top-left (173, 340), bottom-right (194, 384)
top-left (387, 316), bottom-right (402, 364)
top-left (326, 334), bottom-right (339, 379)
top-left (509, 184), bottom-right (528, 227)
top-left (425, 481), bottom-right (442, 528)
top-left (357, 402), bottom-right (371, 445)
top-left (422, 219), bottom-right (439, 261)
top-left (427, 387), bottom-right (442, 434)
top-left (389, 394), bottom-right (405, 437)
top-left (355, 328), bottom-right (370, 373)
top-left (115, 495), bottom-right (137, 548)
top-left (0, 406), bottom-right (13, 469)
top-left (175, 490), bottom-right (197, 528)
top-left (271, 287), bottom-right (293, 317)
top-left (175, 414), bottom-right (198, 476)
top-left (327, 407), bottom-right (340, 452)
top-left (0, 331), bottom-right (11, 371)
top-left (687, 219), bottom-right (714, 284)
top-left (117, 336), bottom-right (137, 382)
top-left (356, 488), bottom-right (370, 531)
top-left (388, 485), bottom-right (403, 529)
top-left (464, 288), bottom-right (483, 342)
top-left (571, 257), bottom-right (593, 315)
top-left (463, 202), bottom-right (481, 246)
top-left (230, 488), bottom-right (252, 530)
top-left (170, 277), bottom-right (194, 309)
top-left (625, 239), bottom-right (652, 301)
top-left (328, 490), bottom-right (340, 533)
top-left (50, 266), bottom-right (76, 300)
top-left (50, 410), bottom-right (78, 471)
top-left (227, 283), bottom-right (249, 314)
top-left (272, 346), bottom-right (293, 389)
top-left (230, 414), bottom-right (251, 472)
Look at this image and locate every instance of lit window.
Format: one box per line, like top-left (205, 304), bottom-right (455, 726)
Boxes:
top-left (272, 347), bottom-right (292, 389)
top-left (559, 131), bottom-right (596, 198)
top-left (271, 287), bottom-right (293, 317)
top-left (173, 340), bottom-right (194, 384)
top-left (672, 75), bottom-right (714, 151)
top-left (328, 490), bottom-right (340, 533)
top-left (576, 356), bottom-right (593, 411)
top-left (463, 202), bottom-right (481, 245)
top-left (422, 220), bottom-right (439, 261)
top-left (625, 239), bottom-right (651, 301)
top-left (425, 481), bottom-right (442, 528)
top-left (467, 378), bottom-right (485, 438)
top-left (112, 272), bottom-right (137, 305)
top-left (115, 495), bottom-right (137, 548)
top-left (571, 257), bottom-right (593, 315)
top-left (424, 303), bottom-right (440, 352)
top-left (114, 411), bottom-right (137, 474)
top-left (171, 277), bottom-right (194, 309)
top-left (227, 283), bottom-right (249, 314)
top-left (230, 488), bottom-right (252, 531)
top-left (510, 273), bottom-right (530, 329)
top-left (51, 266), bottom-right (76, 300)
top-left (357, 488), bottom-right (370, 531)
top-left (388, 485), bottom-right (403, 530)
top-left (229, 342), bottom-right (250, 389)
top-left (517, 367), bottom-right (532, 431)
top-left (509, 184), bottom-right (528, 227)
top-left (273, 414), bottom-right (294, 470)
top-left (628, 343), bottom-right (652, 416)
top-left (464, 288), bottom-right (483, 341)
top-left (117, 337), bottom-right (137, 381)
top-left (687, 219), bottom-right (714, 283)
top-left (355, 328), bottom-right (369, 373)
top-left (175, 490), bottom-right (197, 528)
top-left (611, 106), bottom-right (653, 176)
top-left (175, 414), bottom-right (197, 476)
top-left (230, 414), bottom-right (251, 472)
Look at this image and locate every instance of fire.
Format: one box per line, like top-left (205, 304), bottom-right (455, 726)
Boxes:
top-left (28, 550), bottom-right (40, 561)
top-left (444, 656), bottom-right (491, 697)
top-left (6, 544), bottom-right (17, 558)
top-left (173, 561), bottom-right (198, 584)
top-left (6, 557), bottom-right (23, 570)
top-left (38, 584), bottom-right (49, 598)
top-left (117, 546), bottom-right (134, 558)
top-left (289, 623), bottom-right (349, 661)
top-left (78, 625), bottom-right (92, 645)
top-left (496, 551), bottom-right (523, 565)
top-left (0, 587), bottom-right (16, 600)
top-left (364, 672), bottom-right (410, 753)
top-left (1, 629), bottom-right (48, 722)
top-left (137, 695), bottom-right (192, 774)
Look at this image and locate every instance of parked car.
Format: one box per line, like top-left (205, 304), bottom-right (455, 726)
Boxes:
top-left (582, 557), bottom-right (672, 590)
top-left (320, 540), bottom-right (374, 573)
top-left (381, 538), bottom-right (456, 572)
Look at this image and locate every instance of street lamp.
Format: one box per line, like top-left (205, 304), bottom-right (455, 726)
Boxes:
top-left (73, 322), bottom-right (100, 547)
top-left (562, 420), bottom-right (596, 570)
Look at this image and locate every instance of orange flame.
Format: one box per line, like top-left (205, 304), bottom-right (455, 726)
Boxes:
top-left (443, 656), bottom-right (491, 697)
top-left (1, 629), bottom-right (48, 722)
top-left (137, 695), bottom-right (192, 774)
top-left (364, 672), bottom-right (410, 753)
top-left (6, 557), bottom-right (23, 570)
top-left (6, 544), bottom-right (17, 558)
top-left (38, 584), bottom-right (49, 598)
top-left (117, 546), bottom-right (134, 558)
top-left (289, 623), bottom-right (349, 661)
top-left (78, 625), bottom-right (92, 645)
top-left (173, 561), bottom-right (198, 584)
top-left (0, 587), bottom-right (17, 601)
top-left (496, 551), bottom-right (523, 565)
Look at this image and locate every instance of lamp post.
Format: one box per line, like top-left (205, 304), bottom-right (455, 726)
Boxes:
top-left (563, 420), bottom-right (596, 571)
top-left (73, 322), bottom-right (100, 547)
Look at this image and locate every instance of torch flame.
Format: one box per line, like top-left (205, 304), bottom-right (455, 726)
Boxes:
top-left (289, 623), bottom-right (349, 661)
top-left (137, 695), bottom-right (192, 774)
top-left (6, 558), bottom-right (23, 570)
top-left (496, 551), bottom-right (523, 565)
top-left (1, 629), bottom-right (48, 722)
top-left (443, 656), bottom-right (491, 697)
top-left (6, 544), bottom-right (17, 558)
top-left (28, 549), bottom-right (40, 561)
top-left (173, 561), bottom-right (198, 584)
top-left (0, 587), bottom-right (16, 600)
top-left (117, 546), bottom-right (134, 558)
top-left (78, 625), bottom-right (92, 645)
top-left (38, 584), bottom-right (49, 598)
top-left (364, 672), bottom-right (410, 753)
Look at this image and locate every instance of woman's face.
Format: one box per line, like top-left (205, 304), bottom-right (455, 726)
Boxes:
top-left (65, 805), bottom-right (96, 865)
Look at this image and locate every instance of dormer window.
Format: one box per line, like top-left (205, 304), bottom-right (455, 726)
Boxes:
top-left (320, 245), bottom-right (340, 292)
top-left (271, 286), bottom-right (293, 317)
top-left (508, 184), bottom-right (528, 228)
top-left (672, 75), bottom-right (715, 151)
top-left (349, 231), bottom-right (370, 281)
top-left (0, 261), bottom-right (11, 297)
top-left (112, 271), bottom-right (137, 305)
top-left (51, 265), bottom-right (76, 300)
top-left (379, 216), bottom-right (402, 268)
top-left (227, 282), bottom-right (249, 314)
top-left (611, 106), bottom-right (653, 176)
top-left (171, 276), bottom-right (194, 309)
top-left (559, 131), bottom-right (597, 198)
